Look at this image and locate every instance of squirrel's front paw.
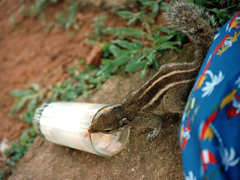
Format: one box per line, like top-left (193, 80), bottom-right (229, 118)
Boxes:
top-left (147, 130), bottom-right (160, 141)
top-left (147, 132), bottom-right (156, 141)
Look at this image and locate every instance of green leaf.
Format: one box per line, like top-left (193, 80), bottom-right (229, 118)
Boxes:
top-left (55, 15), bottom-right (67, 24)
top-left (127, 16), bottom-right (138, 25)
top-left (78, 59), bottom-right (84, 65)
top-left (28, 83), bottom-right (40, 91)
top-left (89, 77), bottom-right (99, 84)
top-left (115, 66), bottom-right (126, 75)
top-left (145, 50), bottom-right (158, 68)
top-left (111, 39), bottom-right (141, 51)
top-left (68, 4), bottom-right (78, 17)
top-left (109, 44), bottom-right (122, 57)
top-left (132, 39), bottom-right (143, 49)
top-left (155, 25), bottom-right (175, 34)
top-left (152, 2), bottom-right (159, 17)
top-left (103, 27), bottom-right (145, 37)
top-left (27, 127), bottom-right (37, 136)
top-left (10, 100), bottom-right (26, 116)
top-left (40, 12), bottom-right (46, 25)
top-left (102, 42), bottom-right (111, 58)
top-left (6, 159), bottom-right (15, 166)
top-left (140, 64), bottom-right (149, 79)
top-left (75, 72), bottom-right (88, 80)
top-left (116, 11), bottom-right (134, 19)
top-left (101, 59), bottom-right (112, 63)
top-left (67, 66), bottom-right (78, 74)
top-left (140, 0), bottom-right (155, 6)
top-left (176, 34), bottom-right (186, 46)
top-left (83, 90), bottom-right (88, 99)
top-left (23, 109), bottom-right (35, 125)
top-left (27, 98), bottom-right (37, 111)
top-left (20, 132), bottom-right (29, 145)
top-left (152, 58), bottom-right (158, 69)
top-left (156, 42), bottom-right (179, 51)
top-left (161, 2), bottom-right (170, 12)
top-left (100, 54), bottom-right (131, 75)
top-left (65, 21), bottom-right (72, 29)
top-left (10, 90), bottom-right (35, 99)
top-left (126, 54), bottom-right (147, 72)
top-left (51, 86), bottom-right (65, 94)
top-left (88, 40), bottom-right (102, 48)
top-left (45, 22), bottom-right (54, 33)
top-left (154, 34), bottom-right (174, 44)
top-left (195, 0), bottom-right (205, 6)
top-left (111, 54), bottom-right (131, 67)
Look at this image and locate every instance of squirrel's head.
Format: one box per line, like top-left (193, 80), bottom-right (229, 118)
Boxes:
top-left (88, 104), bottom-right (130, 134)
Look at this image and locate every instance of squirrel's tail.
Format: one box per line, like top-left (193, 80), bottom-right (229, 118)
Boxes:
top-left (164, 0), bottom-right (219, 62)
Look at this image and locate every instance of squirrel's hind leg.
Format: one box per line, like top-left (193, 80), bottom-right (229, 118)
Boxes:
top-left (147, 115), bottom-right (162, 141)
top-left (163, 79), bottom-right (195, 114)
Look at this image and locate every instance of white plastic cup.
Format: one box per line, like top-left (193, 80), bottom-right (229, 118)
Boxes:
top-left (33, 102), bottom-right (130, 157)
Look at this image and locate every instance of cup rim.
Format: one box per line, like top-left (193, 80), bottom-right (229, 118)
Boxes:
top-left (89, 105), bottom-right (130, 157)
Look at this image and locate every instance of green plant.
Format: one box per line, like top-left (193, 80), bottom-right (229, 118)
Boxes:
top-left (99, 25), bottom-right (185, 78)
top-left (116, 0), bottom-right (162, 39)
top-left (191, 0), bottom-right (240, 26)
top-left (92, 0), bottom-right (185, 78)
top-left (10, 84), bottom-right (44, 125)
top-left (9, 13), bottom-right (17, 29)
top-left (50, 57), bottom-right (112, 101)
top-left (0, 128), bottom-right (37, 178)
top-left (116, 0), bottom-right (161, 26)
top-left (90, 13), bottom-right (107, 39)
top-left (19, 0), bottom-right (61, 17)
top-left (206, 2), bottom-right (240, 26)
top-left (54, 4), bottom-right (80, 30)
top-left (0, 85), bottom-right (43, 178)
top-left (19, 0), bottom-right (81, 32)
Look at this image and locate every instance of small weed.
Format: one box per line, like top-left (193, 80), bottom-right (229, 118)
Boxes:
top-left (50, 58), bottom-right (112, 101)
top-left (19, 0), bottom-right (62, 17)
top-left (10, 83), bottom-right (44, 125)
top-left (94, 0), bottom-right (185, 78)
top-left (193, 0), bottom-right (240, 26)
top-left (9, 13), bottom-right (17, 29)
top-left (90, 13), bottom-right (107, 40)
top-left (116, 0), bottom-right (161, 27)
top-left (116, 0), bottom-right (162, 38)
top-left (45, 3), bottom-right (80, 32)
top-left (54, 4), bottom-right (80, 30)
top-left (19, 0), bottom-right (81, 32)
top-left (97, 24), bottom-right (184, 78)
top-left (0, 128), bottom-right (37, 178)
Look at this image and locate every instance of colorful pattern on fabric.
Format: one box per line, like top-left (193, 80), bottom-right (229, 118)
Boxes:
top-left (180, 12), bottom-right (240, 180)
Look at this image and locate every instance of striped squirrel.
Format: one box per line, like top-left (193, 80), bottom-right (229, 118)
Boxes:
top-left (88, 0), bottom-right (219, 141)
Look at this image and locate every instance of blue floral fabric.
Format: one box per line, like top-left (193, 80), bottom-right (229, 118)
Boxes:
top-left (180, 12), bottom-right (240, 180)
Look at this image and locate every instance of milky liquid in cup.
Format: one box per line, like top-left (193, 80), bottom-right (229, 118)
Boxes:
top-left (34, 102), bottom-right (130, 157)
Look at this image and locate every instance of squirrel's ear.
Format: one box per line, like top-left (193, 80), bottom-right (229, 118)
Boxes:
top-left (119, 118), bottom-right (129, 127)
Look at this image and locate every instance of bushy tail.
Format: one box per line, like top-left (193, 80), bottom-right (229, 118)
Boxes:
top-left (164, 0), bottom-right (219, 62)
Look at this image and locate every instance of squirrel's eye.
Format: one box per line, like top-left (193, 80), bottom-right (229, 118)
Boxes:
top-left (120, 122), bottom-right (128, 127)
top-left (105, 129), bottom-right (112, 132)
